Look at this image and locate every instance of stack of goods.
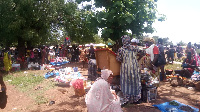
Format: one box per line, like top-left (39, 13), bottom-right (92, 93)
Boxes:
top-left (11, 64), bottom-right (20, 71)
top-left (191, 74), bottom-right (200, 81)
top-left (165, 69), bottom-right (173, 75)
top-left (44, 70), bottom-right (59, 79)
top-left (141, 70), bottom-right (159, 87)
top-left (54, 67), bottom-right (85, 83)
top-left (44, 66), bottom-right (93, 94)
top-left (191, 70), bottom-right (200, 81)
top-left (50, 57), bottom-right (69, 68)
top-left (141, 71), bottom-right (158, 102)
top-left (28, 62), bottom-right (40, 70)
top-left (40, 64), bottom-right (53, 70)
top-left (167, 74), bottom-right (187, 81)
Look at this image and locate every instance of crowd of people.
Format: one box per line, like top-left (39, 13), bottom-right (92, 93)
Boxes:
top-left (0, 44), bottom-right (98, 71)
top-left (1, 37), bottom-right (200, 111)
top-left (85, 36), bottom-right (200, 112)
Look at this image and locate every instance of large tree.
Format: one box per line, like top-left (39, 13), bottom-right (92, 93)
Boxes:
top-left (62, 2), bottom-right (98, 44)
top-left (0, 0), bottom-right (66, 69)
top-left (76, 0), bottom-right (158, 41)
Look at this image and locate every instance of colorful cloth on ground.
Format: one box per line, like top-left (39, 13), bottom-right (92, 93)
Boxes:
top-left (85, 79), bottom-right (122, 112)
top-left (3, 52), bottom-right (12, 72)
top-left (191, 72), bottom-right (200, 81)
top-left (116, 35), bottom-right (141, 102)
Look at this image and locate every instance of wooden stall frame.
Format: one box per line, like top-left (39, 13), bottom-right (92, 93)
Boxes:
top-left (95, 48), bottom-right (121, 76)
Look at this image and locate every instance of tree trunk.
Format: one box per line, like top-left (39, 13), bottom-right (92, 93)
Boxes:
top-left (27, 41), bottom-right (31, 50)
top-left (18, 37), bottom-right (26, 70)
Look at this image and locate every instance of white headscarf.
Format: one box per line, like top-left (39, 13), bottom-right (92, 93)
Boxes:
top-left (101, 69), bottom-right (112, 80)
top-left (85, 69), bottom-right (122, 112)
top-left (85, 79), bottom-right (122, 112)
top-left (131, 38), bottom-right (137, 43)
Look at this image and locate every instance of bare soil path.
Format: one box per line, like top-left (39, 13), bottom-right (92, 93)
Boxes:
top-left (1, 63), bottom-right (200, 112)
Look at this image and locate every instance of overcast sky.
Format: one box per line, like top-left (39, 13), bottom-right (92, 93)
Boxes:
top-left (149, 0), bottom-right (200, 44)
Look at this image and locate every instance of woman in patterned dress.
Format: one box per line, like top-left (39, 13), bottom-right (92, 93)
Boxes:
top-left (116, 35), bottom-right (141, 103)
top-left (79, 45), bottom-right (87, 68)
top-left (142, 37), bottom-right (160, 87)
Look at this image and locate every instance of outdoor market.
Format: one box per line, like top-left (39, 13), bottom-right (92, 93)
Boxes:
top-left (1, 36), bottom-right (200, 112)
top-left (1, 0), bottom-right (200, 112)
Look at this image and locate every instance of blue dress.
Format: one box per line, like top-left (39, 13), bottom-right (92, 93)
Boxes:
top-left (117, 47), bottom-right (141, 102)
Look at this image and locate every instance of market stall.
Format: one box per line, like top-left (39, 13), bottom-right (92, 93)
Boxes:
top-left (95, 48), bottom-right (120, 76)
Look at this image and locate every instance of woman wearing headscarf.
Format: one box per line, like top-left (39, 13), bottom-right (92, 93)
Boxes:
top-left (3, 49), bottom-right (12, 73)
top-left (80, 45), bottom-right (87, 68)
top-left (85, 69), bottom-right (122, 112)
top-left (185, 42), bottom-right (195, 57)
top-left (116, 35), bottom-right (141, 103)
top-left (142, 37), bottom-right (160, 86)
top-left (130, 38), bottom-right (139, 52)
top-left (182, 52), bottom-right (196, 78)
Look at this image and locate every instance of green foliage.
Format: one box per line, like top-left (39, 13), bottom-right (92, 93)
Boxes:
top-left (0, 0), bottom-right (164, 54)
top-left (152, 36), bottom-right (159, 43)
top-left (158, 14), bottom-right (167, 22)
top-left (177, 40), bottom-right (187, 46)
top-left (78, 0), bottom-right (159, 41)
top-left (105, 38), bottom-right (115, 45)
top-left (168, 41), bottom-right (173, 46)
top-left (63, 2), bottom-right (98, 44)
top-left (93, 34), bottom-right (104, 44)
top-left (152, 36), bottom-right (173, 46)
top-left (0, 0), bottom-right (67, 47)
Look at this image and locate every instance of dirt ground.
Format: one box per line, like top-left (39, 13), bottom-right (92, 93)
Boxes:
top-left (1, 64), bottom-right (200, 112)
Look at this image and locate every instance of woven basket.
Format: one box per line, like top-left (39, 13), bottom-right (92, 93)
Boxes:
top-left (95, 49), bottom-right (120, 76)
top-left (74, 88), bottom-right (85, 97)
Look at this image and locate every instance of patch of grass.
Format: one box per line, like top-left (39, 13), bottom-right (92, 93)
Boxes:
top-left (3, 70), bottom-right (56, 105)
top-left (165, 63), bottom-right (182, 71)
top-left (35, 95), bottom-right (48, 105)
top-left (165, 63), bottom-right (182, 75)
top-left (4, 72), bottom-right (43, 92)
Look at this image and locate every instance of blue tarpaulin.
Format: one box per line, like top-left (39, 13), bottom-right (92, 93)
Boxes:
top-left (153, 100), bottom-right (199, 112)
top-left (50, 61), bottom-right (69, 66)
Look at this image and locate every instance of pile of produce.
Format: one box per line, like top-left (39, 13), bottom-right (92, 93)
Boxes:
top-left (179, 105), bottom-right (194, 112)
top-left (169, 101), bottom-right (179, 106)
